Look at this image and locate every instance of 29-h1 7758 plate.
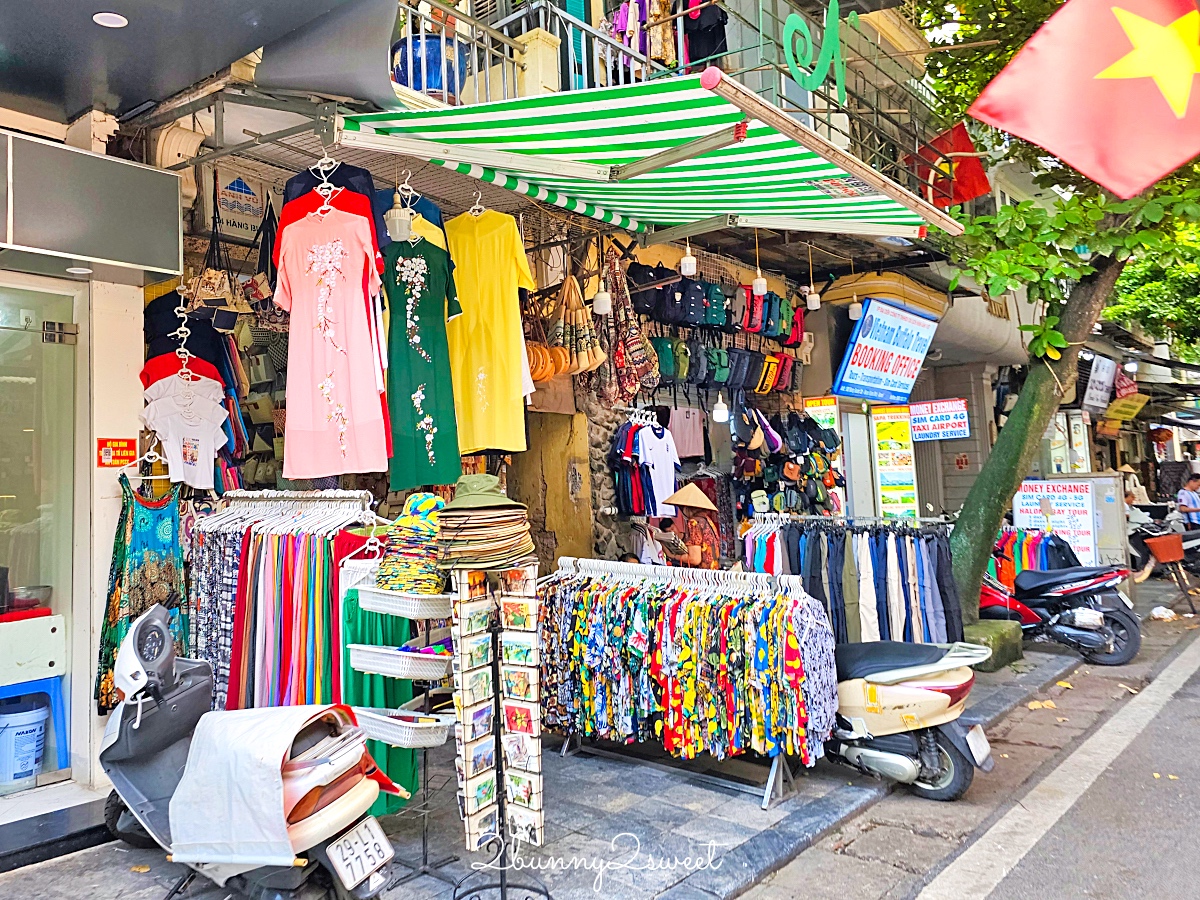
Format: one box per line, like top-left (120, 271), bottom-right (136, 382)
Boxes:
top-left (327, 816), bottom-right (394, 890)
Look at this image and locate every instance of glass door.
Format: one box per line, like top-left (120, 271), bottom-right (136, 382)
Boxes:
top-left (0, 283), bottom-right (76, 795)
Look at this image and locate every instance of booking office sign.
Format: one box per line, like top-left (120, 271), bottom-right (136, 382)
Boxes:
top-left (832, 298), bottom-right (939, 404)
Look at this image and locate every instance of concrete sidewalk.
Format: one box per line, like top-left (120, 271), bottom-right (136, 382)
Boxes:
top-left (0, 646), bottom-right (1077, 900)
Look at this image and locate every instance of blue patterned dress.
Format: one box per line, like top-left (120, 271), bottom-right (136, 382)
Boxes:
top-left (95, 475), bottom-right (188, 713)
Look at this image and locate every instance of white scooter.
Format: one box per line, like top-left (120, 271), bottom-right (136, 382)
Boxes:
top-left (825, 641), bottom-right (995, 801)
top-left (101, 605), bottom-right (402, 900)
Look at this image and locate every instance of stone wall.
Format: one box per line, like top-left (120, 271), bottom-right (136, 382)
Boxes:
top-left (574, 385), bottom-right (630, 559)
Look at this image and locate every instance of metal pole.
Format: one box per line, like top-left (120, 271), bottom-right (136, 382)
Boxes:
top-left (697, 67), bottom-right (965, 236)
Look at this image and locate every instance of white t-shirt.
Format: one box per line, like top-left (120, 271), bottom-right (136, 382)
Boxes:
top-left (141, 395), bottom-right (229, 490)
top-left (636, 424), bottom-right (681, 516)
top-left (143, 372), bottom-right (224, 406)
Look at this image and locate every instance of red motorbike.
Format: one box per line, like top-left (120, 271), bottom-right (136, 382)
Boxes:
top-left (979, 561), bottom-right (1141, 666)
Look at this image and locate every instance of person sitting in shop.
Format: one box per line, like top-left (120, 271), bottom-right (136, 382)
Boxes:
top-left (662, 484), bottom-right (721, 570)
top-left (653, 518), bottom-right (691, 564)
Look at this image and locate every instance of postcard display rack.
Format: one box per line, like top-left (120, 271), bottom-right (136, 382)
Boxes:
top-left (350, 563), bottom-right (548, 900)
top-left (451, 564), bottom-right (549, 900)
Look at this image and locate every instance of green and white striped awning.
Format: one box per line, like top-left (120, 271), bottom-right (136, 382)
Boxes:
top-left (338, 74), bottom-right (955, 237)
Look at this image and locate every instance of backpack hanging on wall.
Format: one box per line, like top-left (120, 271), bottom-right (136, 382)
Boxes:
top-left (650, 336), bottom-right (676, 384)
top-left (680, 278), bottom-right (707, 326)
top-left (627, 260), bottom-right (659, 316)
top-left (653, 273), bottom-right (686, 325)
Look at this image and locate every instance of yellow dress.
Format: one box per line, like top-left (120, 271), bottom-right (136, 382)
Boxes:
top-left (445, 210), bottom-right (536, 454)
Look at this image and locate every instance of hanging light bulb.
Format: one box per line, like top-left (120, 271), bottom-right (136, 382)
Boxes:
top-left (752, 270), bottom-right (767, 298)
top-left (848, 293), bottom-right (862, 320)
top-left (592, 277), bottom-right (612, 315)
top-left (712, 392), bottom-right (730, 423)
top-left (680, 236), bottom-right (697, 277)
top-left (752, 228), bottom-right (767, 297)
top-left (805, 244), bottom-right (820, 310)
top-left (384, 189), bottom-right (412, 241)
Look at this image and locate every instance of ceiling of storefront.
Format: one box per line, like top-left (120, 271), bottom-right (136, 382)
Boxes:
top-left (0, 1), bottom-right (349, 122)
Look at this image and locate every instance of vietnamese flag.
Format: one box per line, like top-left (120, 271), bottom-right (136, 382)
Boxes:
top-left (904, 123), bottom-right (992, 207)
top-left (969, 0), bottom-right (1200, 198)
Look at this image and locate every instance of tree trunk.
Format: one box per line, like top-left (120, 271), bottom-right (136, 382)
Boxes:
top-left (949, 255), bottom-right (1127, 623)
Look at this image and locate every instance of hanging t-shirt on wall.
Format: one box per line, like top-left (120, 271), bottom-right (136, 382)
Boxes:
top-left (141, 396), bottom-right (229, 490)
top-left (638, 424), bottom-right (681, 516)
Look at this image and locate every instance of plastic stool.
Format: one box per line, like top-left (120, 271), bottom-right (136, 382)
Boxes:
top-left (0, 676), bottom-right (69, 772)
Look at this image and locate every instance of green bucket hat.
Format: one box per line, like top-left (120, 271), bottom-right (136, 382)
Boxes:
top-left (443, 474), bottom-right (526, 511)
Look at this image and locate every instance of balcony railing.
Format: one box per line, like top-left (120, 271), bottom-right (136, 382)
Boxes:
top-left (393, 0), bottom-right (954, 203)
top-left (493, 0), bottom-right (669, 90)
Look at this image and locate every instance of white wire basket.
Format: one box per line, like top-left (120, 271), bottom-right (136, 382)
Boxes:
top-left (348, 644), bottom-right (454, 680)
top-left (354, 707), bottom-right (455, 749)
top-left (357, 586), bottom-right (453, 620)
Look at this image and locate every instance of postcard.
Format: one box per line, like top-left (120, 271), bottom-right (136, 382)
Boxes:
top-left (501, 732), bottom-right (542, 773)
top-left (464, 734), bottom-right (496, 779)
top-left (505, 770), bottom-right (543, 808)
top-left (500, 631), bottom-right (538, 667)
top-left (457, 667), bottom-right (493, 706)
top-left (460, 633), bottom-right (493, 670)
top-left (454, 597), bottom-right (494, 635)
top-left (464, 770), bottom-right (497, 814)
top-left (507, 806), bottom-right (544, 847)
top-left (502, 699), bottom-right (541, 736)
top-left (501, 665), bottom-right (538, 702)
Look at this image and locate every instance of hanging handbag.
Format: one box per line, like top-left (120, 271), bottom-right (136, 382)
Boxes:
top-left (182, 173), bottom-right (252, 332)
top-left (774, 353), bottom-right (794, 392)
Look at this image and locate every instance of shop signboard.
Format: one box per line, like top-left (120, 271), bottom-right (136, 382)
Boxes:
top-left (909, 398), bottom-right (969, 441)
top-left (1114, 369), bottom-right (1138, 399)
top-left (1013, 480), bottom-right (1097, 565)
top-left (803, 396), bottom-right (840, 434)
top-left (1081, 356), bottom-right (1118, 414)
top-left (832, 297), bottom-right (938, 404)
top-left (1103, 392), bottom-right (1149, 421)
top-left (97, 438), bottom-right (137, 468)
top-left (870, 405), bottom-right (919, 519)
top-left (199, 165), bottom-right (282, 245)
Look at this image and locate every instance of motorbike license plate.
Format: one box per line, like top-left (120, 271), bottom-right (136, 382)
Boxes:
top-left (328, 816), bottom-right (393, 890)
top-left (965, 724), bottom-right (991, 766)
top-left (1117, 590), bottom-right (1134, 610)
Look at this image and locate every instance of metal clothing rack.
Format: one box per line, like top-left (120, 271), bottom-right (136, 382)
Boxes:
top-left (547, 557), bottom-right (806, 809)
top-left (221, 488), bottom-right (377, 507)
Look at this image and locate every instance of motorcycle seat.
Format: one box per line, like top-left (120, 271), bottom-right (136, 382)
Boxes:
top-left (835, 641), bottom-right (946, 682)
top-left (1013, 566), bottom-right (1116, 598)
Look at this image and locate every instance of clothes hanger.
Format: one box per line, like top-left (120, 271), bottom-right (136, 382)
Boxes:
top-left (469, 190), bottom-right (486, 217)
top-left (119, 439), bottom-right (173, 481)
top-left (313, 182), bottom-right (344, 217)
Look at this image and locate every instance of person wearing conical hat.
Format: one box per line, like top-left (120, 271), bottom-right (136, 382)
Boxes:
top-left (663, 483), bottom-right (721, 570)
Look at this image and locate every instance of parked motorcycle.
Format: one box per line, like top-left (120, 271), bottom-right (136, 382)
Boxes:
top-left (979, 564), bottom-right (1141, 665)
top-left (101, 605), bottom-right (400, 900)
top-left (1156, 508), bottom-right (1200, 575)
top-left (825, 641), bottom-right (994, 801)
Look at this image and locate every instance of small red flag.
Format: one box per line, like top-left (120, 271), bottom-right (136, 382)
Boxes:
top-left (969, 0), bottom-right (1200, 198)
top-left (905, 123), bottom-right (992, 207)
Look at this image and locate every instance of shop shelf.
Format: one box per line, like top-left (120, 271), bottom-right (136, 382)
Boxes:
top-left (348, 644), bottom-right (454, 680)
top-left (354, 707), bottom-right (455, 748)
top-left (356, 585), bottom-right (453, 620)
